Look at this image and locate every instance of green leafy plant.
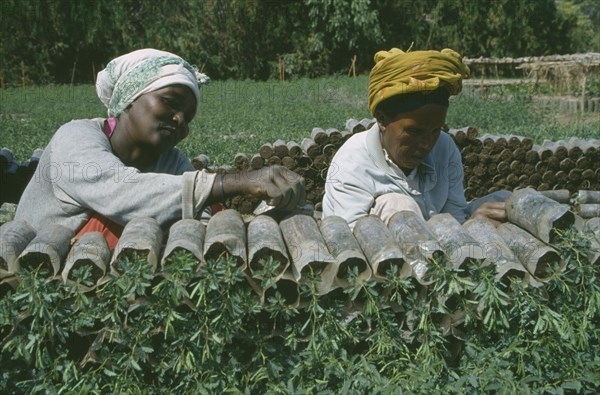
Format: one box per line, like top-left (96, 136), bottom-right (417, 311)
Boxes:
top-left (1, 228), bottom-right (598, 393)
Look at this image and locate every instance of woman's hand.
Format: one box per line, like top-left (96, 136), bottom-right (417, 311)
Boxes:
top-left (469, 202), bottom-right (507, 226)
top-left (216, 165), bottom-right (306, 209)
top-left (243, 166), bottom-right (306, 209)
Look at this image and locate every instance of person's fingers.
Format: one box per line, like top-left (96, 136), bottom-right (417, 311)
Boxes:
top-left (257, 168), bottom-right (282, 205)
top-left (295, 177), bottom-right (306, 206)
top-left (283, 167), bottom-right (306, 207)
top-left (484, 202), bottom-right (506, 210)
top-left (269, 166), bottom-right (306, 209)
top-left (264, 185), bottom-right (282, 207)
top-left (493, 208), bottom-right (507, 221)
top-left (470, 202), bottom-right (507, 223)
top-left (482, 210), bottom-right (505, 222)
top-left (486, 202), bottom-right (507, 221)
top-left (279, 185), bottom-right (295, 209)
top-left (272, 172), bottom-right (297, 209)
top-left (243, 166), bottom-right (306, 209)
top-left (286, 172), bottom-right (306, 208)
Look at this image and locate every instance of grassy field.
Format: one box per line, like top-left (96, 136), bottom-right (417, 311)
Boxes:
top-left (1, 76), bottom-right (599, 164)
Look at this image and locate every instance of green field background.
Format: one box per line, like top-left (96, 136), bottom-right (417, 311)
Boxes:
top-left (1, 77), bottom-right (599, 164)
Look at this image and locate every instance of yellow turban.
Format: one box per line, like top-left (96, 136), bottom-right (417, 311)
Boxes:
top-left (367, 48), bottom-right (470, 115)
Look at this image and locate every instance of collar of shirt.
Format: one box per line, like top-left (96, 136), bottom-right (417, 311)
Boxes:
top-left (103, 117), bottom-right (118, 139)
top-left (365, 123), bottom-right (438, 193)
top-left (383, 148), bottom-right (417, 180)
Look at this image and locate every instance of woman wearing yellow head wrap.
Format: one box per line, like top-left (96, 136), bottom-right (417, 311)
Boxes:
top-left (322, 48), bottom-right (510, 228)
top-left (367, 48), bottom-right (470, 115)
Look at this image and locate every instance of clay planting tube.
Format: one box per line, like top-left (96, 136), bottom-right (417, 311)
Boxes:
top-left (319, 215), bottom-right (371, 288)
top-left (247, 215), bottom-right (289, 280)
top-left (322, 144), bottom-right (337, 159)
top-left (204, 209), bottom-right (247, 269)
top-left (161, 219), bottom-right (206, 267)
top-left (286, 141), bottom-right (302, 158)
top-left (447, 127), bottom-right (469, 146)
top-left (261, 270), bottom-right (300, 307)
top-left (538, 189), bottom-right (571, 204)
top-left (578, 204), bottom-right (600, 219)
top-left (272, 139), bottom-right (289, 158)
top-left (301, 138), bottom-right (321, 159)
top-left (17, 223), bottom-right (73, 276)
top-left (296, 155), bottom-right (312, 169)
top-left (268, 156), bottom-right (282, 166)
top-left (345, 118), bottom-right (366, 134)
top-left (339, 130), bottom-right (352, 142)
top-left (310, 127), bottom-right (328, 145)
top-left (233, 153), bottom-right (249, 170)
top-left (497, 223), bottom-right (564, 281)
top-left (279, 213), bottom-right (336, 294)
top-left (250, 154), bottom-right (265, 170)
top-left (505, 188), bottom-right (574, 243)
top-left (359, 118), bottom-right (375, 130)
top-left (326, 128), bottom-right (342, 145)
top-left (0, 220), bottom-right (36, 277)
top-left (259, 142), bottom-right (273, 159)
top-left (110, 217), bottom-right (163, 274)
top-left (62, 231), bottom-right (110, 290)
top-left (281, 156), bottom-right (296, 170)
top-left (426, 213), bottom-right (485, 270)
top-left (312, 154), bottom-right (329, 171)
top-left (463, 218), bottom-right (528, 280)
top-left (353, 215), bottom-right (409, 279)
top-left (387, 211), bottom-right (445, 285)
top-left (191, 154), bottom-right (210, 170)
top-left (0, 276), bottom-right (19, 298)
top-left (578, 190), bottom-right (600, 204)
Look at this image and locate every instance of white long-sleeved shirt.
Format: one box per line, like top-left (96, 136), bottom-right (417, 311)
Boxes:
top-left (322, 123), bottom-right (468, 228)
top-left (15, 118), bottom-right (215, 232)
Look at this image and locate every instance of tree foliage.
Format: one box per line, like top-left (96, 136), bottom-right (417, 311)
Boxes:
top-left (0, 0), bottom-right (598, 85)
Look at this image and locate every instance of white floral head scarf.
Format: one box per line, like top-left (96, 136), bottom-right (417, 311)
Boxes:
top-left (96, 48), bottom-right (210, 117)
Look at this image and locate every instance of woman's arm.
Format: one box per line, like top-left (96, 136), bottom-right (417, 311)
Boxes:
top-left (49, 121), bottom-right (304, 227)
top-left (440, 140), bottom-right (469, 223)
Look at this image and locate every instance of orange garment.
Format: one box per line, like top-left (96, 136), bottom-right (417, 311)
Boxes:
top-left (210, 203), bottom-right (225, 214)
top-left (76, 214), bottom-right (124, 251)
top-left (77, 205), bottom-right (223, 251)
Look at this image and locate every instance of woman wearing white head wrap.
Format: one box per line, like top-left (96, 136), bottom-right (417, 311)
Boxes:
top-left (91, 48), bottom-right (212, 169)
top-left (15, 49), bottom-right (305, 250)
top-left (95, 48), bottom-right (209, 117)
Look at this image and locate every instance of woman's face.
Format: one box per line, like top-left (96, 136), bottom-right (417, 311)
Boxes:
top-left (378, 104), bottom-right (447, 173)
top-left (123, 84), bottom-right (197, 167)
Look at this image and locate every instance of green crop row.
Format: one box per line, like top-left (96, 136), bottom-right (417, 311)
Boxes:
top-left (1, 77), bottom-right (599, 165)
top-left (0, 228), bottom-right (599, 394)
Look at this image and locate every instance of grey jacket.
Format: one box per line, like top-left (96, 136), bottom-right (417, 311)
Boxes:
top-left (322, 123), bottom-right (468, 228)
top-left (15, 118), bottom-right (215, 232)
